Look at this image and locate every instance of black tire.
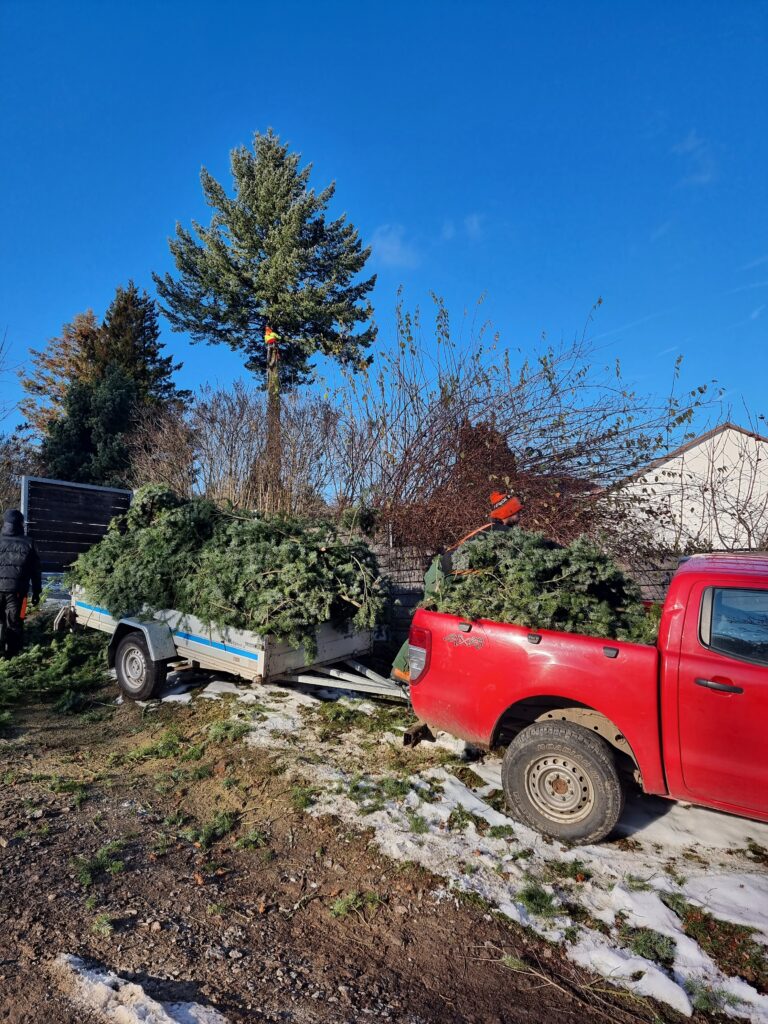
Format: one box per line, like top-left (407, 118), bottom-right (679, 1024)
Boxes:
top-left (502, 721), bottom-right (624, 844)
top-left (114, 632), bottom-right (166, 701)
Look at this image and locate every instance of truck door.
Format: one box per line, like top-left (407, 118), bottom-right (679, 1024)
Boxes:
top-left (677, 584), bottom-right (768, 813)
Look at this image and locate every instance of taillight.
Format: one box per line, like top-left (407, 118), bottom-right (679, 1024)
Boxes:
top-left (408, 625), bottom-right (431, 684)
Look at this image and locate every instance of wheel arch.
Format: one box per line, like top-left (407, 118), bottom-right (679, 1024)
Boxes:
top-left (107, 619), bottom-right (177, 669)
top-left (491, 696), bottom-right (640, 773)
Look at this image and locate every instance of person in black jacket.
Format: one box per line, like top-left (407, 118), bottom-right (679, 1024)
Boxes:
top-left (0, 509), bottom-right (42, 658)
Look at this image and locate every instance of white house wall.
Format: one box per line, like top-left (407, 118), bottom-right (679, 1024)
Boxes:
top-left (619, 427), bottom-right (768, 552)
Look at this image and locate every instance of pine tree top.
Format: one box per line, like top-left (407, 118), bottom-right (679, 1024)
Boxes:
top-left (153, 129), bottom-right (376, 390)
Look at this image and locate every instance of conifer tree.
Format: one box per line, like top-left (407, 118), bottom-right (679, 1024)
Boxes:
top-left (20, 285), bottom-right (186, 436)
top-left (153, 129), bottom-right (376, 507)
top-left (19, 311), bottom-right (103, 433)
top-left (101, 281), bottom-right (187, 406)
top-left (39, 365), bottom-right (138, 487)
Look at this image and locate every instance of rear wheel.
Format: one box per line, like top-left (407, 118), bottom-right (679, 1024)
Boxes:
top-left (502, 721), bottom-right (624, 844)
top-left (114, 632), bottom-right (166, 701)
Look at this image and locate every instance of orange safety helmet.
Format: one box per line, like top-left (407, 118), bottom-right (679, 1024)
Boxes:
top-left (489, 490), bottom-right (523, 521)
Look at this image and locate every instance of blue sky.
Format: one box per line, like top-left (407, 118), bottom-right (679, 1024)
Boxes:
top-left (1, 0), bottom-right (766, 431)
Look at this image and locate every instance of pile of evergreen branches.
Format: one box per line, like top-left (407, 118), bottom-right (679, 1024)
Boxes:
top-left (425, 530), bottom-right (658, 643)
top-left (0, 613), bottom-right (109, 728)
top-left (70, 486), bottom-right (387, 658)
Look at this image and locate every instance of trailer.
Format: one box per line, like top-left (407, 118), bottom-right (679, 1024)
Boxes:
top-left (66, 592), bottom-right (407, 703)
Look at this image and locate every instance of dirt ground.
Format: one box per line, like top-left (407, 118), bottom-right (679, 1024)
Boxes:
top-left (0, 678), bottom-right (716, 1024)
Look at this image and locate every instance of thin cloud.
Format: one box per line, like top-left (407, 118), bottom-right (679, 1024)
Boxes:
top-left (464, 213), bottom-right (484, 240)
top-left (440, 219), bottom-right (456, 242)
top-left (591, 308), bottom-right (670, 342)
top-left (739, 255), bottom-right (768, 272)
top-left (725, 279), bottom-right (768, 295)
top-left (750, 304), bottom-right (765, 321)
top-left (370, 224), bottom-right (420, 269)
top-left (671, 130), bottom-right (716, 187)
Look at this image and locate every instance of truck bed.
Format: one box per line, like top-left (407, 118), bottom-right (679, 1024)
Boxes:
top-left (409, 608), bottom-right (663, 788)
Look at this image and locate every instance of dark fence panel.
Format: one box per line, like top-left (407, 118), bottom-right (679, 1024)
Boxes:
top-left (21, 476), bottom-right (132, 573)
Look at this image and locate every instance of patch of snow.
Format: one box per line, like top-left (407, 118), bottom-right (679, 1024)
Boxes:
top-left (683, 873), bottom-right (768, 936)
top-left (55, 953), bottom-right (230, 1023)
top-left (306, 753), bottom-right (768, 1022)
top-left (199, 679), bottom-right (246, 699)
top-left (617, 790), bottom-right (768, 850)
top-left (570, 935), bottom-right (693, 1016)
top-left (161, 692), bottom-right (194, 705)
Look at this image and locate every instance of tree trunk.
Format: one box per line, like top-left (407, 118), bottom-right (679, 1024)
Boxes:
top-left (265, 348), bottom-right (282, 512)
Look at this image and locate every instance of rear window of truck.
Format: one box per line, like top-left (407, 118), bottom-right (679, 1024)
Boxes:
top-left (699, 587), bottom-right (768, 666)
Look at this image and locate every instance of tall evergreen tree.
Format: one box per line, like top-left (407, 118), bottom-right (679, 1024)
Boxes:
top-left (39, 365), bottom-right (138, 487)
top-left (20, 285), bottom-right (186, 437)
top-left (101, 281), bottom-right (187, 405)
top-left (153, 129), bottom-right (376, 506)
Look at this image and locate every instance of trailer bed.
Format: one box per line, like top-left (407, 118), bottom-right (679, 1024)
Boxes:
top-left (72, 596), bottom-right (406, 700)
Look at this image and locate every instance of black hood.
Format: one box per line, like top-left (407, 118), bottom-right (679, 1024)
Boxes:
top-left (1, 509), bottom-right (24, 537)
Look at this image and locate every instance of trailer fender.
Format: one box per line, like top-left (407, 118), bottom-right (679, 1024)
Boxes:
top-left (107, 619), bottom-right (177, 668)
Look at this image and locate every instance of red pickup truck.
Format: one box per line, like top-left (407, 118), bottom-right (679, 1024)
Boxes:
top-left (408, 553), bottom-right (768, 843)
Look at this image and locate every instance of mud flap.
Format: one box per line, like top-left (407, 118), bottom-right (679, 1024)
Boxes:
top-left (403, 720), bottom-right (435, 748)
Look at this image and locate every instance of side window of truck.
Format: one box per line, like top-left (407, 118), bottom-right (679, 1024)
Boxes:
top-left (699, 587), bottom-right (768, 666)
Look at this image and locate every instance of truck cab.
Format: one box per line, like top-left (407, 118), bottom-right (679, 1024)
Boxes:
top-left (408, 553), bottom-right (768, 843)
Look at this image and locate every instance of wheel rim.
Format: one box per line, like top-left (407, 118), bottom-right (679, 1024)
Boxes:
top-left (524, 753), bottom-right (595, 823)
top-left (120, 645), bottom-right (147, 692)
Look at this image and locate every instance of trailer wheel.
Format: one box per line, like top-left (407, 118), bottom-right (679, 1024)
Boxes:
top-left (114, 632), bottom-right (166, 701)
top-left (502, 721), bottom-right (624, 844)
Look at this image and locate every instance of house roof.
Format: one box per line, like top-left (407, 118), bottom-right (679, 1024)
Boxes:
top-left (630, 422), bottom-right (768, 480)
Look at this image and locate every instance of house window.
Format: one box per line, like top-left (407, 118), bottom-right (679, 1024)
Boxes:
top-left (700, 587), bottom-right (768, 666)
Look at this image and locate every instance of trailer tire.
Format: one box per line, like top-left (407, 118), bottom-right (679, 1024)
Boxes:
top-left (114, 632), bottom-right (166, 701)
top-left (502, 721), bottom-right (624, 844)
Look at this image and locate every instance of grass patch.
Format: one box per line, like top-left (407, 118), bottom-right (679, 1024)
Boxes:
top-left (290, 785), bottom-right (319, 811)
top-left (617, 922), bottom-right (676, 968)
top-left (181, 742), bottom-right (206, 762)
top-left (127, 727), bottom-right (184, 761)
top-left (329, 891), bottom-right (385, 919)
top-left (49, 777), bottom-right (89, 807)
top-left (345, 774), bottom-right (412, 815)
top-left (74, 841), bottom-right (125, 887)
top-left (684, 978), bottom-right (743, 1014)
top-left (91, 913), bottom-right (114, 936)
top-left (316, 701), bottom-right (366, 739)
top-left (487, 824), bottom-right (515, 840)
top-left (483, 790), bottom-right (507, 814)
top-left (661, 893), bottom-right (767, 991)
top-left (624, 873), bottom-right (653, 892)
top-left (235, 828), bottom-right (270, 850)
top-left (406, 811), bottom-right (429, 834)
top-left (447, 804), bottom-right (489, 835)
top-left (518, 881), bottom-right (558, 917)
top-left (547, 858), bottom-right (592, 882)
top-left (449, 764), bottom-right (486, 789)
top-left (182, 811), bottom-right (239, 850)
top-left (456, 889), bottom-right (494, 913)
top-left (207, 719), bottom-right (250, 743)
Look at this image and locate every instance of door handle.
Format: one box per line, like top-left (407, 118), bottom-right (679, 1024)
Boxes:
top-left (695, 677), bottom-right (744, 694)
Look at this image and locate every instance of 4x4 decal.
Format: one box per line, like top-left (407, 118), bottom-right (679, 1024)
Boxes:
top-left (444, 632), bottom-right (484, 650)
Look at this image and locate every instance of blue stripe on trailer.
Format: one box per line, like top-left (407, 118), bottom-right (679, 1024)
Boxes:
top-left (75, 600), bottom-right (261, 663)
top-left (172, 630), bottom-right (261, 662)
top-left (76, 599), bottom-right (112, 616)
